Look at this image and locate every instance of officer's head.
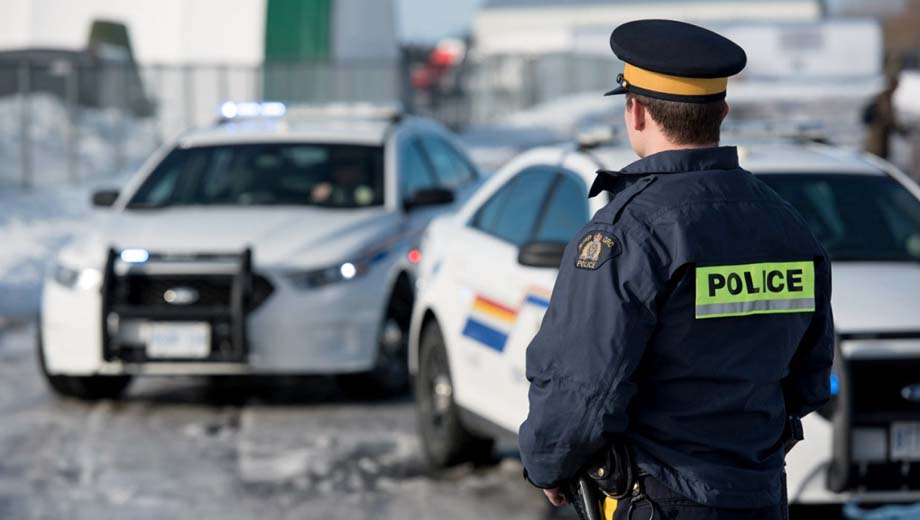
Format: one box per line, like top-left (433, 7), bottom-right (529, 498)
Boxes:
top-left (623, 93), bottom-right (728, 156)
top-left (605, 20), bottom-right (746, 157)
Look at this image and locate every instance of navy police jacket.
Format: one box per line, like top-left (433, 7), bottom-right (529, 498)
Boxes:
top-left (519, 146), bottom-right (834, 508)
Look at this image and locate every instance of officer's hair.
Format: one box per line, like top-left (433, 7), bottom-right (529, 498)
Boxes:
top-left (626, 94), bottom-right (726, 145)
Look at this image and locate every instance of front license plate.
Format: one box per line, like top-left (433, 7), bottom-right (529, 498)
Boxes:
top-left (891, 422), bottom-right (920, 461)
top-left (145, 322), bottom-right (211, 359)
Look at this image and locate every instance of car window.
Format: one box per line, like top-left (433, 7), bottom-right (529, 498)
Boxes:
top-left (418, 136), bottom-right (476, 190)
top-left (399, 138), bottom-right (437, 198)
top-left (534, 174), bottom-right (589, 242)
top-left (127, 143), bottom-right (384, 208)
top-left (759, 173), bottom-right (920, 262)
top-left (472, 166), bottom-right (557, 246)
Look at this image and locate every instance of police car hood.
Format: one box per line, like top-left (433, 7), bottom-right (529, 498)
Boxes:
top-left (832, 262), bottom-right (920, 333)
top-left (60, 206), bottom-right (398, 270)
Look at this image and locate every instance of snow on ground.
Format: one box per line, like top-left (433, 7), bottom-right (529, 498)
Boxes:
top-left (0, 322), bottom-right (568, 520)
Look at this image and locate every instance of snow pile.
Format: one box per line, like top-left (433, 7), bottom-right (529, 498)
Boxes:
top-left (499, 91), bottom-right (624, 137)
top-left (0, 184), bottom-right (101, 317)
top-left (894, 70), bottom-right (920, 128)
top-left (0, 92), bottom-right (154, 317)
top-left (0, 93), bottom-right (159, 189)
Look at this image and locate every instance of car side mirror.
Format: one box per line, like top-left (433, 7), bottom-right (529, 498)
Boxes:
top-left (92, 189), bottom-right (120, 208)
top-left (403, 187), bottom-right (455, 211)
top-left (518, 241), bottom-right (567, 268)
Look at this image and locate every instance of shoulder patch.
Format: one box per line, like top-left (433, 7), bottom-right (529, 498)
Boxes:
top-left (575, 231), bottom-right (621, 270)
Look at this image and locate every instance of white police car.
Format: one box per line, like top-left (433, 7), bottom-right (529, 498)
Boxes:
top-left (39, 102), bottom-right (483, 399)
top-left (409, 140), bottom-right (920, 506)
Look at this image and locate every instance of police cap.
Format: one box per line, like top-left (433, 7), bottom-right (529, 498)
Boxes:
top-left (605, 19), bottom-right (747, 103)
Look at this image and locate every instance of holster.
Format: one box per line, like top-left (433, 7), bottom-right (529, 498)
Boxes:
top-left (564, 439), bottom-right (638, 520)
top-left (586, 439), bottom-right (638, 499)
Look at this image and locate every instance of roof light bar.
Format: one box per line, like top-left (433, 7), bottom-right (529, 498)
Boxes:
top-left (218, 101), bottom-right (287, 121)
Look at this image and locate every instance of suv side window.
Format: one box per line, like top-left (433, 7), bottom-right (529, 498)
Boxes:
top-left (534, 174), bottom-right (590, 242)
top-left (419, 136), bottom-right (477, 190)
top-left (472, 166), bottom-right (557, 246)
top-left (399, 137), bottom-right (436, 199)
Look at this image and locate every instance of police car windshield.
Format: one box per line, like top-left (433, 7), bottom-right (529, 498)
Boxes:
top-left (759, 173), bottom-right (920, 262)
top-left (127, 143), bottom-right (384, 209)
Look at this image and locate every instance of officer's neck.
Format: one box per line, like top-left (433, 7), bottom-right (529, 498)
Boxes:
top-left (638, 140), bottom-right (720, 158)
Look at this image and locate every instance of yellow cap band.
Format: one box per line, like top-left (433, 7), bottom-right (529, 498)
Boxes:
top-left (623, 63), bottom-right (728, 97)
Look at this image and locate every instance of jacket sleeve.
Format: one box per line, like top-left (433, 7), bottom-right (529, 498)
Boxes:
top-left (783, 255), bottom-right (835, 419)
top-left (519, 222), bottom-right (662, 489)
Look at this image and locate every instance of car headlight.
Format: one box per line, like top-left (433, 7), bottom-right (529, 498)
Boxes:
top-left (52, 262), bottom-right (103, 290)
top-left (284, 251), bottom-right (386, 290)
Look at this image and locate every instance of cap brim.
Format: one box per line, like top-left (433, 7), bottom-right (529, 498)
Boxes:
top-left (603, 86), bottom-right (628, 97)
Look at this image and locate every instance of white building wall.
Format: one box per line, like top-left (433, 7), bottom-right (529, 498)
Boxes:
top-left (0, 0), bottom-right (265, 65)
top-left (473, 1), bottom-right (822, 55)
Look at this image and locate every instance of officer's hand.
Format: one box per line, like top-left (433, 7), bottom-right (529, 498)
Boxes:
top-left (543, 487), bottom-right (567, 507)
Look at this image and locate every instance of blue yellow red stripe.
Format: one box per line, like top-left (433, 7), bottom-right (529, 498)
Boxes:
top-left (461, 287), bottom-right (553, 352)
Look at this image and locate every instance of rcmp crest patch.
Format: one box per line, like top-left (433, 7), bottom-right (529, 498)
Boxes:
top-left (575, 231), bottom-right (620, 270)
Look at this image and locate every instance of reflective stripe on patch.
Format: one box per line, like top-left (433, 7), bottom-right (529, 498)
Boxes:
top-left (695, 261), bottom-right (815, 319)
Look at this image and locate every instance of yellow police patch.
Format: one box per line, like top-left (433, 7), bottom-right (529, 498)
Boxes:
top-left (695, 261), bottom-right (815, 319)
top-left (575, 231), bottom-right (620, 270)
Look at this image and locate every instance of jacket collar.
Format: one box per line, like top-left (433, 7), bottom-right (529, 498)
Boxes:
top-left (589, 146), bottom-right (739, 197)
top-left (618, 146), bottom-right (739, 175)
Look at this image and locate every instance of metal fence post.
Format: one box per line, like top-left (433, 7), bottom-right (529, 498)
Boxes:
top-left (66, 62), bottom-right (80, 184)
top-left (18, 59), bottom-right (33, 189)
top-left (218, 64), bottom-right (229, 105)
top-left (184, 65), bottom-right (195, 130)
top-left (151, 64), bottom-right (164, 147)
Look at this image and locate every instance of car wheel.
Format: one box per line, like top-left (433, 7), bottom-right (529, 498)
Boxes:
top-left (416, 320), bottom-right (494, 469)
top-left (36, 323), bottom-right (132, 401)
top-left (338, 278), bottom-right (413, 399)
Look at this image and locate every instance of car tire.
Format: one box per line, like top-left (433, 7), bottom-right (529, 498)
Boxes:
top-left (36, 324), bottom-right (132, 401)
top-left (416, 320), bottom-right (494, 469)
top-left (338, 278), bottom-right (413, 399)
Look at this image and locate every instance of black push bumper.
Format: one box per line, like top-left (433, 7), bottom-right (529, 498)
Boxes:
top-left (100, 248), bottom-right (273, 363)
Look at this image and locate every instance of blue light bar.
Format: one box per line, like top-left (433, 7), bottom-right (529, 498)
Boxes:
top-left (219, 101), bottom-right (286, 120)
top-left (829, 373), bottom-right (839, 396)
top-left (120, 249), bottom-right (150, 263)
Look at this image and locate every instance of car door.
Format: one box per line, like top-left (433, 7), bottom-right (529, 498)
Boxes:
top-left (448, 166), bottom-right (560, 426)
top-left (396, 132), bottom-right (444, 250)
top-left (416, 133), bottom-right (481, 207)
top-left (499, 170), bottom-right (591, 430)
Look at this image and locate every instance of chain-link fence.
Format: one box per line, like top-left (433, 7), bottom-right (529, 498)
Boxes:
top-left (9, 51), bottom-right (899, 190)
top-left (0, 59), bottom-right (407, 189)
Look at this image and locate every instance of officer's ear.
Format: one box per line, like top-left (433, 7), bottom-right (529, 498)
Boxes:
top-left (625, 95), bottom-right (646, 132)
top-left (721, 101), bottom-right (730, 121)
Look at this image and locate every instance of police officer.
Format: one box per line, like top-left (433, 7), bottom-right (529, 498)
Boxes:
top-left (519, 20), bottom-right (834, 519)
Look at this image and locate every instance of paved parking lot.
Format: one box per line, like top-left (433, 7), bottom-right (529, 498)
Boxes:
top-left (0, 322), bottom-right (572, 520)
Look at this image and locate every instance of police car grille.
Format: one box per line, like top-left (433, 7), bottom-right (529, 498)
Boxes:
top-left (851, 359), bottom-right (920, 421)
top-left (113, 274), bottom-right (274, 310)
top-left (842, 358), bottom-right (920, 492)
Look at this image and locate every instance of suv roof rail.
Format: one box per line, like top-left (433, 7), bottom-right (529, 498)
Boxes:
top-left (721, 119), bottom-right (829, 144)
top-left (285, 102), bottom-right (404, 124)
top-left (575, 125), bottom-right (620, 150)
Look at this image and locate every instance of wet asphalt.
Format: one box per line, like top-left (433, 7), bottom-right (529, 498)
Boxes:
top-left (0, 321), bottom-right (576, 520)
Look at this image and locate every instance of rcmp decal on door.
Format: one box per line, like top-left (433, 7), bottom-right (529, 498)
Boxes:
top-left (461, 287), bottom-right (552, 352)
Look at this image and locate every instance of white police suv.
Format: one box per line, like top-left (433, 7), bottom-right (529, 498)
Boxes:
top-left (39, 102), bottom-right (482, 400)
top-left (409, 140), bottom-right (920, 506)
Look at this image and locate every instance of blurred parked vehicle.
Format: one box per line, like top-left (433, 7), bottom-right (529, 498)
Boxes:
top-left (409, 139), bottom-right (920, 507)
top-left (39, 102), bottom-right (483, 400)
